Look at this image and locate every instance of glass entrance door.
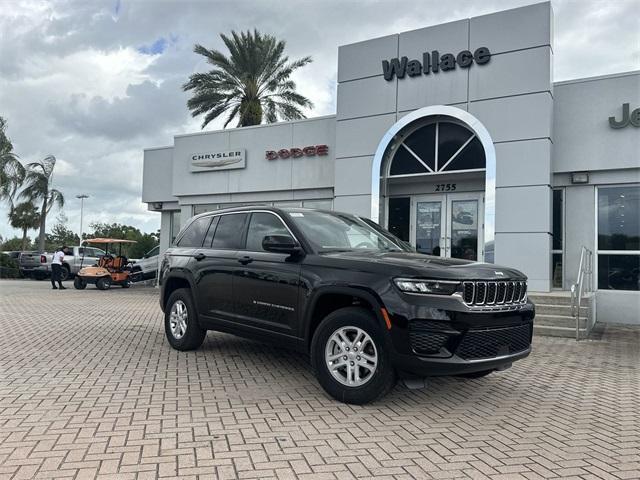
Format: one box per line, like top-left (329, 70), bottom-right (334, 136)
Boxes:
top-left (411, 192), bottom-right (483, 260)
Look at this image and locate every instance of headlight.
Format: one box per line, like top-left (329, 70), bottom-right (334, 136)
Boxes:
top-left (394, 278), bottom-right (459, 295)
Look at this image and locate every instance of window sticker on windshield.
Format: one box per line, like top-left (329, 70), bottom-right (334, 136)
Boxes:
top-left (290, 212), bottom-right (304, 217)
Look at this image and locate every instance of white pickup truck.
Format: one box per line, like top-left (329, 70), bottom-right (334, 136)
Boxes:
top-left (19, 246), bottom-right (106, 281)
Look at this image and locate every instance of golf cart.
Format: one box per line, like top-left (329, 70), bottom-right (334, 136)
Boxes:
top-left (73, 238), bottom-right (139, 290)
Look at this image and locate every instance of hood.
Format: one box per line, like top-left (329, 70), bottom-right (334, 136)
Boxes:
top-left (320, 250), bottom-right (526, 281)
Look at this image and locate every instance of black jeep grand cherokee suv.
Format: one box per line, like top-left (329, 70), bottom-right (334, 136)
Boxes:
top-left (160, 207), bottom-right (534, 404)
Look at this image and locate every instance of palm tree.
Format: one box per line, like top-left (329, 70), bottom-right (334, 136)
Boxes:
top-left (183, 29), bottom-right (313, 128)
top-left (0, 116), bottom-right (25, 205)
top-left (8, 202), bottom-right (40, 251)
top-left (18, 155), bottom-right (64, 252)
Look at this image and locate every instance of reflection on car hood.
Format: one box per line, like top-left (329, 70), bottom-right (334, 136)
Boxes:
top-left (320, 250), bottom-right (526, 280)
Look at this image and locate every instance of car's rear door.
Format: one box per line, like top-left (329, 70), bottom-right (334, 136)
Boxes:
top-left (232, 211), bottom-right (302, 335)
top-left (191, 213), bottom-right (249, 322)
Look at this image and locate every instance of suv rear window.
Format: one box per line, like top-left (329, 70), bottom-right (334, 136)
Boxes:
top-left (177, 216), bottom-right (213, 247)
top-left (212, 213), bottom-right (248, 249)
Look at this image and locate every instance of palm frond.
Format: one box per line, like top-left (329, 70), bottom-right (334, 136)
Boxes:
top-left (185, 29), bottom-right (313, 128)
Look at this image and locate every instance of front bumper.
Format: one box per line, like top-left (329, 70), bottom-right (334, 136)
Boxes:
top-left (20, 265), bottom-right (50, 275)
top-left (383, 290), bottom-right (535, 377)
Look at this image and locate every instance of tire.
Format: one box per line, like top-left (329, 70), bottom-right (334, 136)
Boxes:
top-left (73, 277), bottom-right (87, 290)
top-left (456, 370), bottom-right (493, 379)
top-left (60, 265), bottom-right (70, 282)
top-left (311, 307), bottom-right (396, 405)
top-left (96, 277), bottom-right (111, 290)
top-left (121, 280), bottom-right (131, 288)
top-left (164, 288), bottom-right (206, 351)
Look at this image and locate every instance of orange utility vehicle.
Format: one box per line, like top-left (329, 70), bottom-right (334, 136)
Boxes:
top-left (73, 238), bottom-right (139, 290)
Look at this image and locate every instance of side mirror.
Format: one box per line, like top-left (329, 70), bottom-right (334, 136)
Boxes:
top-left (262, 235), bottom-right (302, 255)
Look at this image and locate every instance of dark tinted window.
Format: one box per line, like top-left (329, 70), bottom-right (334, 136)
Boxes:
top-left (246, 213), bottom-right (291, 251)
top-left (598, 186), bottom-right (640, 251)
top-left (552, 189), bottom-right (563, 250)
top-left (212, 213), bottom-right (248, 249)
top-left (202, 216), bottom-right (220, 248)
top-left (437, 122), bottom-right (474, 166)
top-left (389, 124), bottom-right (435, 175)
top-left (177, 216), bottom-right (212, 248)
top-left (446, 135), bottom-right (485, 171)
top-left (387, 197), bottom-right (410, 242)
top-left (598, 254), bottom-right (639, 291)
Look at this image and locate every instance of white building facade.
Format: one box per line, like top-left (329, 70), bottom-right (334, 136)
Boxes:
top-left (142, 2), bottom-right (640, 324)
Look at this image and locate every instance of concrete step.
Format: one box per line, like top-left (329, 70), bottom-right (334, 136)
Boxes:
top-left (535, 314), bottom-right (576, 329)
top-left (535, 303), bottom-right (588, 317)
top-left (534, 324), bottom-right (585, 338)
top-left (528, 293), bottom-right (572, 306)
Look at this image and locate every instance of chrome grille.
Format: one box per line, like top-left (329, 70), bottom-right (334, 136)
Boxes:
top-left (461, 280), bottom-right (527, 308)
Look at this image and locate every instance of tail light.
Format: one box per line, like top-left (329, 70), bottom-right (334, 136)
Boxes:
top-left (40, 255), bottom-right (46, 263)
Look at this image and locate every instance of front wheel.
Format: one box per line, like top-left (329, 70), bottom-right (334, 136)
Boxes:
top-left (311, 307), bottom-right (396, 404)
top-left (96, 277), bottom-right (111, 290)
top-left (73, 277), bottom-right (87, 290)
top-left (121, 280), bottom-right (131, 288)
top-left (164, 288), bottom-right (206, 351)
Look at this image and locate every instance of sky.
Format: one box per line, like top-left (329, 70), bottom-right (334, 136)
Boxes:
top-left (0, 0), bottom-right (638, 242)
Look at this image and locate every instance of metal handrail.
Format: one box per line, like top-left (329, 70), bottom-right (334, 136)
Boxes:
top-left (570, 246), bottom-right (593, 340)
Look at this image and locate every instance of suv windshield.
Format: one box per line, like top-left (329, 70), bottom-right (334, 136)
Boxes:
top-left (286, 210), bottom-right (410, 253)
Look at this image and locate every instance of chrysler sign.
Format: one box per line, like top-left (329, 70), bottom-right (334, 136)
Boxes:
top-left (190, 150), bottom-right (246, 172)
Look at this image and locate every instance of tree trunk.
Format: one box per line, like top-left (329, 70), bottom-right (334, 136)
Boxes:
top-left (38, 196), bottom-right (47, 253)
top-left (240, 99), bottom-right (263, 126)
top-left (21, 228), bottom-right (28, 251)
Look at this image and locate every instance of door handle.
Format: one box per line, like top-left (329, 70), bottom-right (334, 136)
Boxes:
top-left (238, 255), bottom-right (253, 265)
top-left (193, 252), bottom-right (206, 261)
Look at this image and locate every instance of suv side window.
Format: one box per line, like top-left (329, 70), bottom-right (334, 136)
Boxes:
top-left (211, 213), bottom-right (248, 249)
top-left (202, 216), bottom-right (220, 248)
top-left (177, 216), bottom-right (213, 248)
top-left (146, 246), bottom-right (159, 258)
top-left (246, 212), bottom-right (291, 252)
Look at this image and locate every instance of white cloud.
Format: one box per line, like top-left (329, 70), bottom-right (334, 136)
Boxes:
top-left (0, 0), bottom-right (638, 243)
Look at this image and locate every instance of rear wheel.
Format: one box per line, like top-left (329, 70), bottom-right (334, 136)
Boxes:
top-left (121, 279), bottom-right (131, 288)
top-left (60, 265), bottom-right (70, 282)
top-left (96, 277), bottom-right (111, 290)
top-left (164, 288), bottom-right (206, 351)
top-left (73, 277), bottom-right (87, 290)
top-left (311, 307), bottom-right (396, 404)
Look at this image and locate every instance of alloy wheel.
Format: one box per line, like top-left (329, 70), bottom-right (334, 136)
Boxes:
top-left (169, 300), bottom-right (188, 339)
top-left (325, 326), bottom-right (378, 387)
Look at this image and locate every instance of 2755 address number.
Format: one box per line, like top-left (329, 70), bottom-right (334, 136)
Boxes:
top-left (435, 183), bottom-right (457, 192)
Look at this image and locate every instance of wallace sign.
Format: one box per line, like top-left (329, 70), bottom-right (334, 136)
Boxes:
top-left (382, 47), bottom-right (491, 81)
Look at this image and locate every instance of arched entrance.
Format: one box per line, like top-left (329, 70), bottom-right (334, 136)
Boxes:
top-left (371, 106), bottom-right (496, 262)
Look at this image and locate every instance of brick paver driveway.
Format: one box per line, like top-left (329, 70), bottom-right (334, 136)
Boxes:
top-left (0, 280), bottom-right (638, 480)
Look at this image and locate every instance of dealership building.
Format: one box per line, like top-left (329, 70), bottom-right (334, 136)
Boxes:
top-left (142, 2), bottom-right (639, 324)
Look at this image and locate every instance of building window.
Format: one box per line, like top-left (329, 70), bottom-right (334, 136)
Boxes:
top-left (388, 121), bottom-right (485, 177)
top-left (387, 197), bottom-right (410, 242)
top-left (552, 189), bottom-right (564, 288)
top-left (597, 185), bottom-right (640, 291)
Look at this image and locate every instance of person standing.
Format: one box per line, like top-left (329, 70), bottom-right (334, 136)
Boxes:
top-left (51, 246), bottom-right (67, 290)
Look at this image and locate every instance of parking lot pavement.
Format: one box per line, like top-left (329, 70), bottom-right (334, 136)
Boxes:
top-left (0, 280), bottom-right (638, 480)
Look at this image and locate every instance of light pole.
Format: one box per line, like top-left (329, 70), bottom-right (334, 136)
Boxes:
top-left (76, 194), bottom-right (89, 243)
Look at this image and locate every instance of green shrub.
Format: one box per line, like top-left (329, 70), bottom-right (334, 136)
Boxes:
top-left (0, 254), bottom-right (22, 279)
